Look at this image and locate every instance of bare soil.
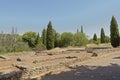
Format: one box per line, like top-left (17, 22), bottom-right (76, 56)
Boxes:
top-left (0, 46), bottom-right (120, 80)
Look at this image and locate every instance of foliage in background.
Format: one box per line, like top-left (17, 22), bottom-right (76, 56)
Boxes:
top-left (74, 32), bottom-right (88, 46)
top-left (100, 28), bottom-right (106, 43)
top-left (46, 21), bottom-right (55, 50)
top-left (81, 26), bottom-right (83, 33)
top-left (0, 27), bottom-right (30, 53)
top-left (60, 32), bottom-right (74, 47)
top-left (0, 17), bottom-right (117, 53)
top-left (93, 33), bottom-right (97, 41)
top-left (105, 36), bottom-right (110, 43)
top-left (22, 31), bottom-right (37, 48)
top-left (110, 16), bottom-right (119, 47)
top-left (41, 28), bottom-right (46, 46)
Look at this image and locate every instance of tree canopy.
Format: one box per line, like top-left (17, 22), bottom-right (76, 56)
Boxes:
top-left (110, 16), bottom-right (119, 47)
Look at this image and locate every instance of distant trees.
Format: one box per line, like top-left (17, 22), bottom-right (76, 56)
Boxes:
top-left (100, 28), bottom-right (105, 43)
top-left (22, 31), bottom-right (37, 48)
top-left (54, 32), bottom-right (60, 47)
top-left (110, 16), bottom-right (119, 47)
top-left (81, 26), bottom-right (83, 33)
top-left (105, 36), bottom-right (110, 43)
top-left (60, 32), bottom-right (74, 47)
top-left (74, 32), bottom-right (88, 46)
top-left (2, 16), bottom-right (120, 53)
top-left (35, 33), bottom-right (40, 45)
top-left (22, 31), bottom-right (46, 51)
top-left (0, 27), bottom-right (30, 53)
top-left (46, 21), bottom-right (54, 50)
top-left (41, 28), bottom-right (46, 46)
top-left (93, 33), bottom-right (97, 41)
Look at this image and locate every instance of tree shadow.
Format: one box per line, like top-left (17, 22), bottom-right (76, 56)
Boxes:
top-left (40, 63), bottom-right (120, 80)
top-left (0, 71), bottom-right (22, 80)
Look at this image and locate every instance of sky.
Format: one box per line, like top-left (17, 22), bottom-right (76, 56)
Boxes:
top-left (0, 0), bottom-right (120, 38)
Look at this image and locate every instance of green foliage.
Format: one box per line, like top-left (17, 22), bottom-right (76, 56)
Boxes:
top-left (74, 32), bottom-right (88, 46)
top-left (35, 32), bottom-right (40, 45)
top-left (81, 26), bottom-right (83, 33)
top-left (22, 31), bottom-right (37, 48)
top-left (110, 16), bottom-right (119, 47)
top-left (42, 28), bottom-right (46, 46)
top-left (54, 32), bottom-right (60, 47)
top-left (100, 28), bottom-right (105, 43)
top-left (14, 42), bottom-right (30, 52)
top-left (94, 39), bottom-right (100, 45)
top-left (0, 31), bottom-right (30, 53)
top-left (105, 36), bottom-right (110, 43)
top-left (93, 33), bottom-right (97, 41)
top-left (60, 32), bottom-right (74, 47)
top-left (46, 21), bottom-right (54, 50)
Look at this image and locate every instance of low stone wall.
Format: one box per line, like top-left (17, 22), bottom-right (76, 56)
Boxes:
top-left (22, 58), bottom-right (84, 79)
top-left (1, 47), bottom-right (120, 79)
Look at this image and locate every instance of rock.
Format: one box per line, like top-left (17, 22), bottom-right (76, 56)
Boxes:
top-left (17, 57), bottom-right (25, 62)
top-left (13, 63), bottom-right (29, 71)
top-left (91, 52), bottom-right (98, 57)
top-left (66, 56), bottom-right (78, 59)
top-left (33, 60), bottom-right (38, 64)
top-left (0, 56), bottom-right (10, 60)
top-left (47, 53), bottom-right (53, 56)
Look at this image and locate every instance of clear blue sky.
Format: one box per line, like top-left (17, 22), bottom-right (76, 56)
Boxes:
top-left (0, 0), bottom-right (120, 37)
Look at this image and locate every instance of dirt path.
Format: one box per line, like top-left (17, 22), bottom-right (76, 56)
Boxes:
top-left (39, 51), bottom-right (120, 80)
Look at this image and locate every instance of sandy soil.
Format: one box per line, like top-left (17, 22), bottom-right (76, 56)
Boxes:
top-left (0, 46), bottom-right (120, 80)
top-left (0, 47), bottom-right (90, 74)
top-left (39, 50), bottom-right (120, 80)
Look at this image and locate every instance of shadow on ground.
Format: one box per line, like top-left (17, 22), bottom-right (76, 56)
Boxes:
top-left (39, 63), bottom-right (120, 80)
top-left (113, 56), bottom-right (120, 59)
top-left (0, 71), bottom-right (22, 80)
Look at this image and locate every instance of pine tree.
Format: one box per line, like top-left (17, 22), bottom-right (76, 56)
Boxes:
top-left (46, 21), bottom-right (54, 50)
top-left (93, 33), bottom-right (97, 41)
top-left (100, 28), bottom-right (105, 43)
top-left (110, 16), bottom-right (119, 47)
top-left (81, 26), bottom-right (83, 33)
top-left (42, 28), bottom-right (46, 46)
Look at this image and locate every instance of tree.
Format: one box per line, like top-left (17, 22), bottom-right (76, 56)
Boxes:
top-left (35, 32), bottom-right (40, 45)
top-left (100, 28), bottom-right (105, 43)
top-left (22, 31), bottom-right (37, 48)
top-left (51, 28), bottom-right (61, 47)
top-left (74, 32), bottom-right (88, 46)
top-left (42, 28), bottom-right (46, 46)
top-left (81, 26), bottom-right (83, 33)
top-left (46, 21), bottom-right (54, 50)
top-left (105, 36), bottom-right (110, 43)
top-left (93, 33), bottom-right (97, 41)
top-left (61, 32), bottom-right (74, 47)
top-left (110, 16), bottom-right (119, 47)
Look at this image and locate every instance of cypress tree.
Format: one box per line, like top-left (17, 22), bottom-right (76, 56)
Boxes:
top-left (42, 28), bottom-right (46, 46)
top-left (81, 26), bottom-right (83, 33)
top-left (93, 33), bottom-right (97, 41)
top-left (46, 21), bottom-right (54, 50)
top-left (110, 16), bottom-right (119, 47)
top-left (100, 28), bottom-right (105, 43)
top-left (35, 32), bottom-right (40, 45)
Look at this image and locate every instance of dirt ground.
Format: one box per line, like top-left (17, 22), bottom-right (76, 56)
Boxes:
top-left (0, 47), bottom-right (91, 74)
top-left (39, 49), bottom-right (120, 80)
top-left (0, 46), bottom-right (120, 80)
